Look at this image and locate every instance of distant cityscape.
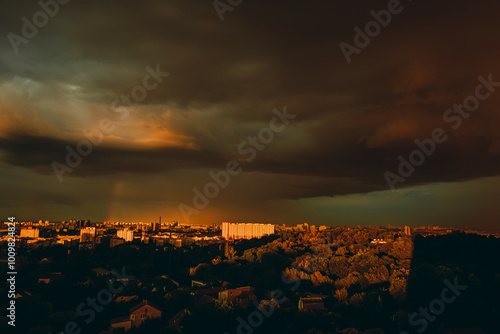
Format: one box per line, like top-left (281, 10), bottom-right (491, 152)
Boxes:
top-left (2, 219), bottom-right (499, 250)
top-left (2, 219), bottom-right (499, 333)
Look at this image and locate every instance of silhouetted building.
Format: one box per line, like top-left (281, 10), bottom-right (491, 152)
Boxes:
top-left (116, 295), bottom-right (138, 303)
top-left (110, 317), bottom-right (132, 332)
top-left (218, 286), bottom-right (256, 308)
top-left (110, 237), bottom-right (125, 248)
top-left (129, 300), bottom-right (162, 327)
top-left (169, 308), bottom-right (190, 331)
top-left (298, 297), bottom-right (325, 311)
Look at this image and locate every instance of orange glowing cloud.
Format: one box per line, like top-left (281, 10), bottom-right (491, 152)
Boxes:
top-left (99, 108), bottom-right (197, 150)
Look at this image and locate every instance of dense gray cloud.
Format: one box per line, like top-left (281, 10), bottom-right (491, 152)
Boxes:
top-left (1, 0), bottom-right (500, 226)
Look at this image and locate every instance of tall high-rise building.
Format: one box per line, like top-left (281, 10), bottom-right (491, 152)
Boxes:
top-left (222, 221), bottom-right (229, 239)
top-left (117, 228), bottom-right (134, 242)
top-left (80, 227), bottom-right (96, 243)
top-left (221, 222), bottom-right (275, 240)
top-left (152, 219), bottom-right (160, 233)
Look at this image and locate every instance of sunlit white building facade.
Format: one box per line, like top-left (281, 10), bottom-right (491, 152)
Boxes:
top-left (221, 222), bottom-right (274, 240)
top-left (20, 227), bottom-right (40, 238)
top-left (117, 228), bottom-right (134, 242)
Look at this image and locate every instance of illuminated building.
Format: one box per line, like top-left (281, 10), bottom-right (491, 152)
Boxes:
top-left (221, 222), bottom-right (274, 240)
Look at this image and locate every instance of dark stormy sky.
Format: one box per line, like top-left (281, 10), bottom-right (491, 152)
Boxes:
top-left (1, 0), bottom-right (499, 227)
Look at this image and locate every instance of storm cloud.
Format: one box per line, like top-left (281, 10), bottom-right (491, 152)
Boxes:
top-left (1, 0), bottom-right (499, 227)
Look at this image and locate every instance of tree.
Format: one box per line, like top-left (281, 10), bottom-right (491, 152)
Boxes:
top-left (215, 299), bottom-right (236, 313)
top-left (226, 245), bottom-right (237, 262)
top-left (335, 246), bottom-right (348, 256)
top-left (327, 256), bottom-right (350, 278)
top-left (364, 265), bottom-right (389, 285)
top-left (389, 239), bottom-right (413, 261)
top-left (335, 271), bottom-right (362, 290)
top-left (389, 271), bottom-right (408, 301)
top-left (348, 292), bottom-right (366, 307)
top-left (334, 288), bottom-right (349, 304)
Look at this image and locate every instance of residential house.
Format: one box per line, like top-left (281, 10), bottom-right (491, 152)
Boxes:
top-left (218, 286), bottom-right (256, 309)
top-left (116, 295), bottom-right (138, 303)
top-left (298, 297), bottom-right (326, 311)
top-left (129, 300), bottom-right (162, 327)
top-left (169, 308), bottom-right (190, 332)
top-left (110, 317), bottom-right (132, 332)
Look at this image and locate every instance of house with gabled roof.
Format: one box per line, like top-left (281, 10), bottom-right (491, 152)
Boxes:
top-left (129, 299), bottom-right (162, 327)
top-left (298, 297), bottom-right (326, 311)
